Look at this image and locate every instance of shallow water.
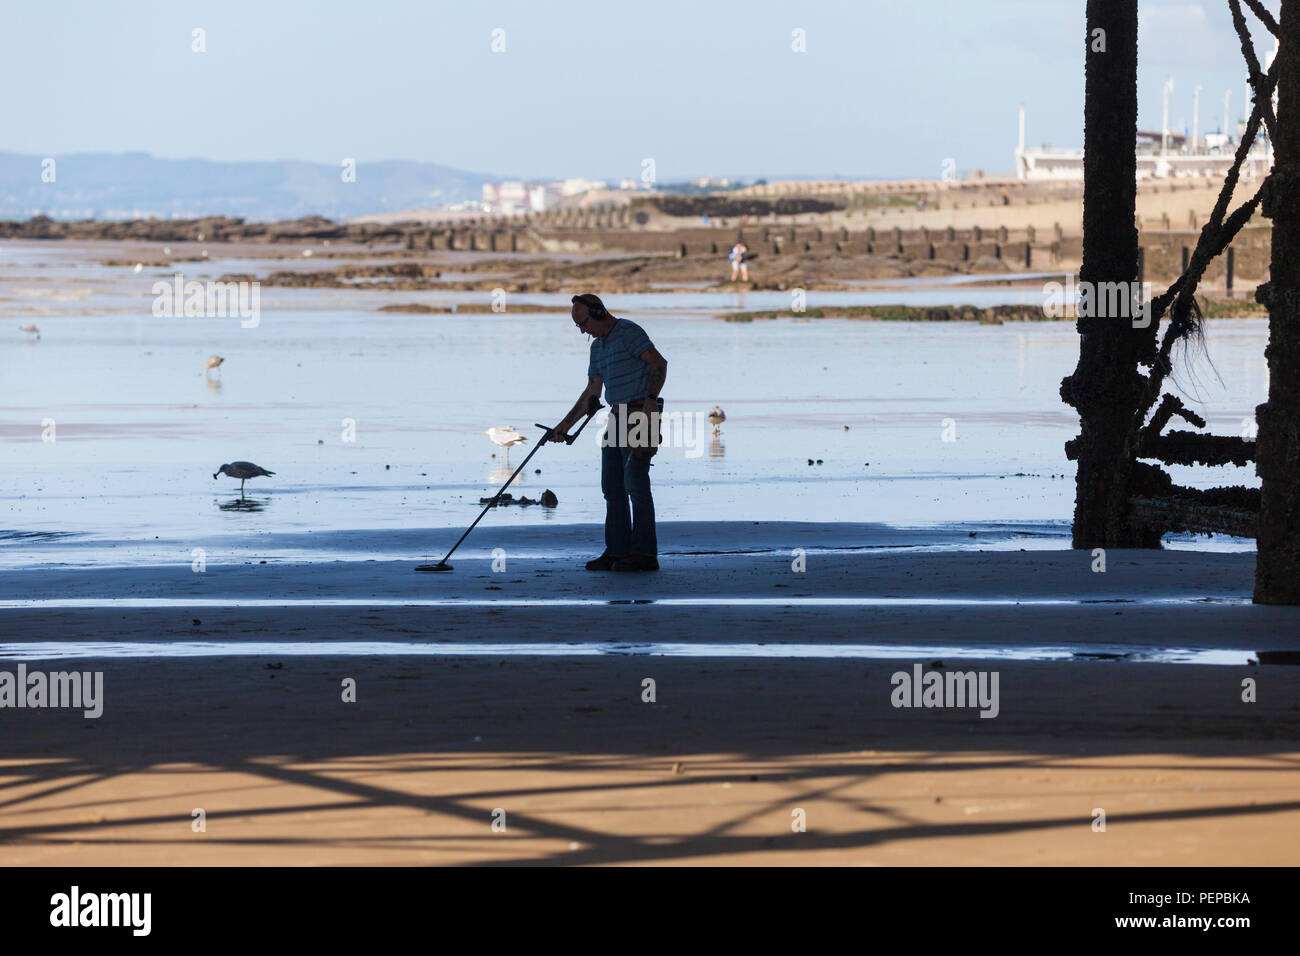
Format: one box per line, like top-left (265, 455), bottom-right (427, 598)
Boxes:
top-left (0, 596), bottom-right (1250, 608)
top-left (0, 241), bottom-right (1267, 569)
top-left (0, 639), bottom-right (1255, 665)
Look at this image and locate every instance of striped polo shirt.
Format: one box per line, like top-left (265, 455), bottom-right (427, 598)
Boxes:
top-left (587, 318), bottom-right (654, 405)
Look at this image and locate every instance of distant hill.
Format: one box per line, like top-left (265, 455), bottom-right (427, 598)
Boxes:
top-left (0, 152), bottom-right (495, 222)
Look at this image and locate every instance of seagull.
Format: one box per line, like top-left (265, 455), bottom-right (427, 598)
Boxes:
top-left (485, 426), bottom-right (528, 461)
top-left (19, 324), bottom-right (40, 340)
top-left (708, 406), bottom-right (726, 434)
top-left (486, 426), bottom-right (527, 447)
top-left (206, 355), bottom-right (224, 374)
top-left (213, 461), bottom-right (275, 495)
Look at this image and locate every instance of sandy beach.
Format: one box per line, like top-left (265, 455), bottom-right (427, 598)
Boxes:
top-left (2, 521), bottom-right (1298, 866)
top-left (2, 230), bottom-right (1295, 869)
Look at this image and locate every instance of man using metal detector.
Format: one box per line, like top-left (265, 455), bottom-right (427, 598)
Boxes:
top-left (550, 293), bottom-right (668, 572)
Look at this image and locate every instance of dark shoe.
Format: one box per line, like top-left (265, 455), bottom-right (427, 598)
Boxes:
top-left (585, 552), bottom-right (620, 571)
top-left (612, 554), bottom-right (659, 572)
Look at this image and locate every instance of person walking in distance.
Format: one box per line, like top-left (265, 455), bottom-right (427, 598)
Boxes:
top-left (551, 293), bottom-right (668, 572)
top-left (729, 240), bottom-right (749, 282)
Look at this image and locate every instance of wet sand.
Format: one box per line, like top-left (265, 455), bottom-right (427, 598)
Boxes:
top-left (2, 526), bottom-right (1298, 866)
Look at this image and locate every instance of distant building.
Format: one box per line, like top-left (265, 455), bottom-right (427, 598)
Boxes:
top-left (481, 181), bottom-right (529, 214)
top-left (1015, 104), bottom-right (1272, 182)
top-left (480, 178), bottom-right (603, 214)
top-left (558, 178), bottom-right (607, 197)
top-left (527, 185), bottom-right (553, 212)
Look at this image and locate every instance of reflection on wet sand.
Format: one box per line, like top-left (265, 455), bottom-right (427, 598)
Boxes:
top-left (218, 497), bottom-right (267, 512)
top-left (0, 638), bottom-right (1259, 665)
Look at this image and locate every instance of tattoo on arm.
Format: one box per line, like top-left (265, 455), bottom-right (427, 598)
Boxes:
top-left (641, 349), bottom-right (668, 399)
top-left (559, 379), bottom-right (601, 432)
top-left (646, 364), bottom-right (667, 400)
top-left (559, 395), bottom-right (585, 431)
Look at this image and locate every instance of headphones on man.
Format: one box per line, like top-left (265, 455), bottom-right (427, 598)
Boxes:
top-left (572, 293), bottom-right (610, 322)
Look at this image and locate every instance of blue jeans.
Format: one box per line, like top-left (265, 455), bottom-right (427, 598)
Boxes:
top-left (601, 409), bottom-right (657, 558)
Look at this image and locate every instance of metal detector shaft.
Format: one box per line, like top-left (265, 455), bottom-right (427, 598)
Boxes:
top-left (430, 398), bottom-right (603, 569)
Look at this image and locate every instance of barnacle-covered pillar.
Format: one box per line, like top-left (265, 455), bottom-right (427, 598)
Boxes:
top-left (1256, 0), bottom-right (1300, 603)
top-left (1061, 0), bottom-right (1155, 547)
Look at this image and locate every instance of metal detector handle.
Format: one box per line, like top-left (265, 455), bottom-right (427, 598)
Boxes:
top-left (535, 424), bottom-right (579, 445)
top-left (537, 396), bottom-right (604, 446)
top-left (533, 419), bottom-right (591, 445)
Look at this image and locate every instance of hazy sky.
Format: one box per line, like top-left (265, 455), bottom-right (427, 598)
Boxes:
top-left (1, 0), bottom-right (1279, 180)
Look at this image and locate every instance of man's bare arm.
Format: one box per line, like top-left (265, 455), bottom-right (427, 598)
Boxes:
top-left (555, 376), bottom-right (602, 435)
top-left (640, 346), bottom-right (668, 400)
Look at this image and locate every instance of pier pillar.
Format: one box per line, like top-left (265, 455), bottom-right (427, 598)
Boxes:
top-left (1255, 0), bottom-right (1300, 602)
top-left (1060, 0), bottom-right (1153, 548)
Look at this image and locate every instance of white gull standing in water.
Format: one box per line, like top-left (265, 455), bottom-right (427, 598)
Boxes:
top-left (485, 426), bottom-right (528, 461)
